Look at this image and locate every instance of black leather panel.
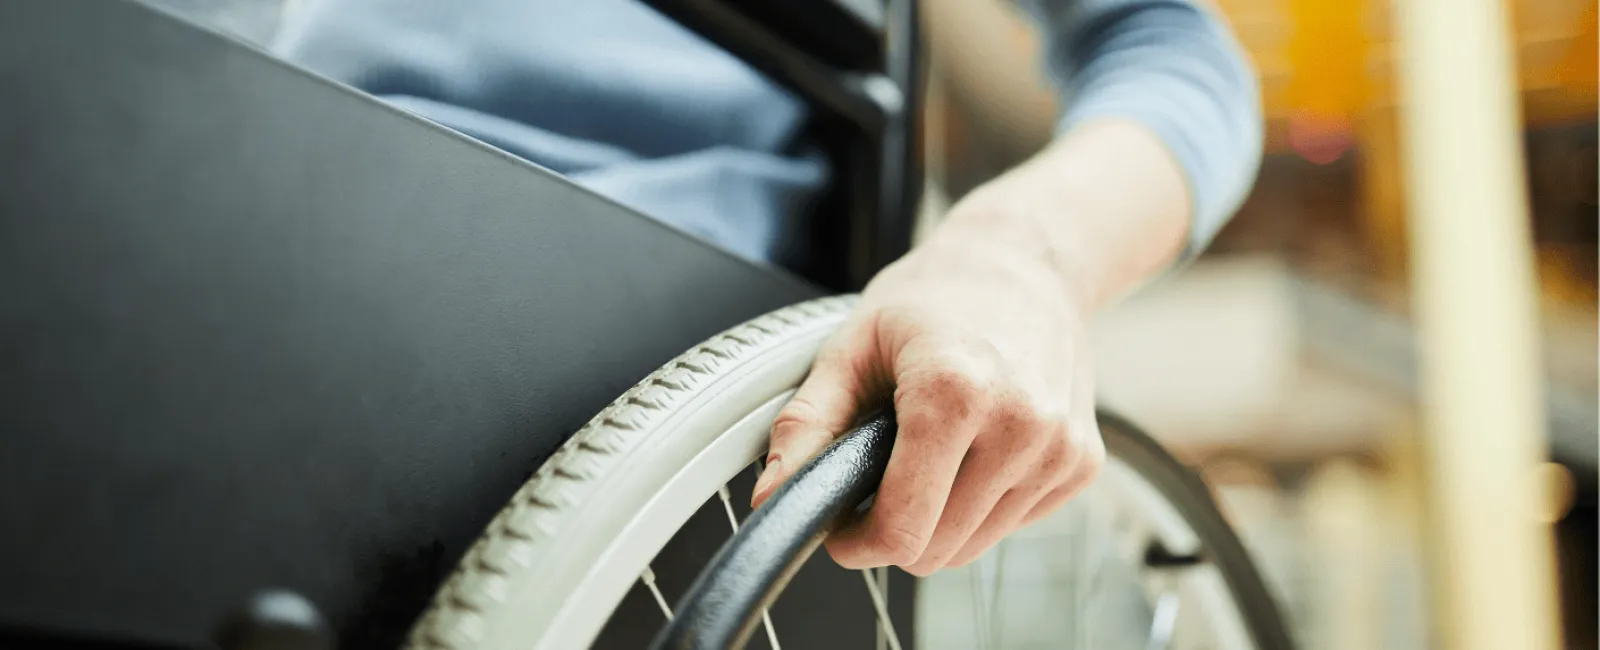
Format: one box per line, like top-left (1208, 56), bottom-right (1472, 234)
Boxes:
top-left (0, 2), bottom-right (818, 647)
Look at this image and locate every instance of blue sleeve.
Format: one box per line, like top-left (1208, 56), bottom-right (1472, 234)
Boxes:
top-left (1019, 0), bottom-right (1264, 258)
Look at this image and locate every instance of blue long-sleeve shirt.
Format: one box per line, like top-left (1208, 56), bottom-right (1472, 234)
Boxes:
top-left (273, 0), bottom-right (1260, 267)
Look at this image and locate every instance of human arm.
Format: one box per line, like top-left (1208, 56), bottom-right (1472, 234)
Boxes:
top-left (752, 0), bottom-right (1263, 574)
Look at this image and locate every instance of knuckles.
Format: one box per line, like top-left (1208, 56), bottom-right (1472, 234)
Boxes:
top-left (845, 332), bottom-right (1108, 573)
top-left (898, 344), bottom-right (1080, 467)
top-left (810, 343), bottom-right (858, 373)
top-left (829, 516), bottom-right (929, 568)
top-left (988, 395), bottom-right (1063, 447)
top-left (904, 360), bottom-right (993, 420)
top-left (1034, 434), bottom-right (1074, 477)
top-left (1070, 426), bottom-right (1107, 486)
top-left (769, 397), bottom-right (824, 443)
top-left (868, 520), bottom-right (927, 566)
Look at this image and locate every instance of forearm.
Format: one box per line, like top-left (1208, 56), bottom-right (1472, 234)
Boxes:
top-left (772, 0), bottom-right (1262, 572)
top-left (982, 0), bottom-right (1264, 294)
top-left (925, 119), bottom-right (1189, 310)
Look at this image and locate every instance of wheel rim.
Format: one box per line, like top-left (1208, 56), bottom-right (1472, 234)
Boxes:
top-left (404, 297), bottom-right (1292, 650)
top-left (406, 298), bottom-right (855, 650)
top-left (546, 393), bottom-right (790, 650)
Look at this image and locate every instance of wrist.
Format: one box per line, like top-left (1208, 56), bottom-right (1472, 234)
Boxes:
top-left (924, 191), bottom-right (1098, 307)
top-left (929, 120), bottom-right (1192, 309)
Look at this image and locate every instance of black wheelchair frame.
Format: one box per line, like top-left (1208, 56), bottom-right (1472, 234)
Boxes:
top-left (0, 0), bottom-right (919, 648)
top-left (638, 0), bottom-right (926, 290)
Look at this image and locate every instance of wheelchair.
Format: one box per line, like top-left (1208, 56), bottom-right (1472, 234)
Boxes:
top-left (0, 1), bottom-right (1294, 649)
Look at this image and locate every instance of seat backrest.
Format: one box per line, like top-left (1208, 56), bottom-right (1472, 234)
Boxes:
top-left (639, 0), bottom-right (926, 291)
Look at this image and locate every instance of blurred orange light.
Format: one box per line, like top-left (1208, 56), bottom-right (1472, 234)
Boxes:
top-left (1289, 113), bottom-right (1355, 164)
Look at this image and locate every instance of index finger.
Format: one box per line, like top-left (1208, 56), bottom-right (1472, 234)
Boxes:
top-left (824, 359), bottom-right (989, 569)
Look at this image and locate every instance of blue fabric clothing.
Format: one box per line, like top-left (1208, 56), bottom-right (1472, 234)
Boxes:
top-left (1021, 0), bottom-right (1263, 259)
top-left (273, 0), bottom-right (1260, 267)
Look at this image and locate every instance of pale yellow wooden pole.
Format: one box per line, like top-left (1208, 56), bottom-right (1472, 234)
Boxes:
top-left (1390, 0), bottom-right (1563, 648)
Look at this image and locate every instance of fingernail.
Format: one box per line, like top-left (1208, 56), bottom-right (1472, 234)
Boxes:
top-left (752, 458), bottom-right (783, 506)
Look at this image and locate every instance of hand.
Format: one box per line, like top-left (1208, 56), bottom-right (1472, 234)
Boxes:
top-left (751, 119), bottom-right (1192, 575)
top-left (750, 204), bottom-right (1105, 576)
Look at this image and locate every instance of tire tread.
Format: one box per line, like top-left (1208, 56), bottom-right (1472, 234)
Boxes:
top-left (404, 297), bottom-right (856, 650)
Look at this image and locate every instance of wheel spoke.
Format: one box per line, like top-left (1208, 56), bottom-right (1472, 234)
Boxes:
top-left (968, 559), bottom-right (990, 650)
top-left (715, 485), bottom-right (742, 531)
top-left (640, 567), bottom-right (674, 620)
top-left (990, 542), bottom-right (1007, 650)
top-left (1073, 520), bottom-right (1092, 650)
top-left (860, 569), bottom-right (904, 650)
top-left (874, 567), bottom-right (889, 650)
top-left (1145, 591), bottom-right (1181, 650)
top-left (718, 483), bottom-right (781, 650)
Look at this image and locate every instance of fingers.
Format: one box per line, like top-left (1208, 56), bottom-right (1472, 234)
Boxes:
top-left (822, 351), bottom-right (990, 569)
top-left (1018, 428), bottom-right (1104, 528)
top-left (752, 324), bottom-right (878, 508)
top-left (950, 436), bottom-right (1101, 567)
top-left (769, 311), bottom-right (1107, 575)
top-left (894, 452), bottom-right (1014, 576)
top-left (830, 347), bottom-right (1103, 574)
top-left (945, 487), bottom-right (1037, 568)
top-left (898, 408), bottom-right (1045, 576)
top-left (1017, 365), bottom-right (1104, 529)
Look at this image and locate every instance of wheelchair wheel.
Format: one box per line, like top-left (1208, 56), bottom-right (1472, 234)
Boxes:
top-left (401, 297), bottom-right (1294, 650)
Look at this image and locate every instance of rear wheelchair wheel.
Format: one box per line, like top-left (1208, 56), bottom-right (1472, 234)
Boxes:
top-left (402, 297), bottom-right (1295, 650)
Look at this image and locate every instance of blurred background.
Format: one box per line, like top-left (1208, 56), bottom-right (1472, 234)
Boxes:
top-left (145, 0), bottom-right (1596, 647)
top-left (914, 1), bottom-right (1597, 649)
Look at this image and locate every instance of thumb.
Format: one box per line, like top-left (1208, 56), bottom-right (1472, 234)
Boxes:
top-left (752, 332), bottom-right (876, 508)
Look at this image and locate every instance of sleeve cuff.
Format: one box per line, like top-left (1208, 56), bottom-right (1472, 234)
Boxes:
top-left (1031, 0), bottom-right (1265, 261)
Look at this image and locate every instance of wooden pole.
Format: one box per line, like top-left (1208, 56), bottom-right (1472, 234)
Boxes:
top-left (1390, 0), bottom-right (1563, 648)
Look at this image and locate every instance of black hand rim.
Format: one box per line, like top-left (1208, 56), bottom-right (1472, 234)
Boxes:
top-left (1095, 409), bottom-right (1298, 650)
top-left (646, 412), bottom-right (898, 650)
top-left (648, 409), bottom-right (1298, 650)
